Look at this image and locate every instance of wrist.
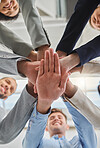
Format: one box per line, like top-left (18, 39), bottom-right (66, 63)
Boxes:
top-left (68, 53), bottom-right (80, 69)
top-left (37, 45), bottom-right (49, 60)
top-left (37, 96), bottom-right (53, 114)
top-left (37, 100), bottom-right (51, 114)
top-left (27, 50), bottom-right (37, 61)
top-left (64, 85), bottom-right (78, 98)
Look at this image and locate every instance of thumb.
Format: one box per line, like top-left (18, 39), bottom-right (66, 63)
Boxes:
top-left (34, 84), bottom-right (37, 94)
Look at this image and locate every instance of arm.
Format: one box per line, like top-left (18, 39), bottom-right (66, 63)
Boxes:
top-left (0, 83), bottom-right (37, 144)
top-left (70, 62), bottom-right (100, 75)
top-left (70, 88), bottom-right (100, 129)
top-left (23, 48), bottom-right (68, 148)
top-left (0, 23), bottom-right (34, 57)
top-left (74, 35), bottom-right (100, 66)
top-left (0, 51), bottom-right (40, 85)
top-left (22, 104), bottom-right (49, 148)
top-left (64, 102), bottom-right (97, 148)
top-left (64, 79), bottom-right (100, 129)
top-left (0, 51), bottom-right (23, 75)
top-left (56, 0), bottom-right (99, 54)
top-left (18, 0), bottom-right (50, 60)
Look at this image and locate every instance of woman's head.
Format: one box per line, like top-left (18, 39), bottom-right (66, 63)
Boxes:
top-left (0, 0), bottom-right (20, 20)
top-left (89, 6), bottom-right (100, 30)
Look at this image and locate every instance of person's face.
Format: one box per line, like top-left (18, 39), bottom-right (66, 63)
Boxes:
top-left (47, 112), bottom-right (68, 137)
top-left (0, 0), bottom-right (19, 17)
top-left (91, 6), bottom-right (100, 30)
top-left (0, 77), bottom-right (17, 100)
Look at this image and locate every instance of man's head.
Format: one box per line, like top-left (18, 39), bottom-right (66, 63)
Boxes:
top-left (0, 0), bottom-right (20, 20)
top-left (46, 108), bottom-right (69, 137)
top-left (0, 77), bottom-right (17, 100)
top-left (89, 6), bottom-right (100, 30)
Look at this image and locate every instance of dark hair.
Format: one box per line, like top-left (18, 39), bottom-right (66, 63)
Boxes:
top-left (48, 108), bottom-right (67, 121)
top-left (97, 85), bottom-right (100, 95)
top-left (0, 8), bottom-right (20, 21)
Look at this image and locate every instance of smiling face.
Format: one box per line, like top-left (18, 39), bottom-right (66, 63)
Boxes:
top-left (47, 111), bottom-right (68, 137)
top-left (90, 6), bottom-right (100, 30)
top-left (0, 0), bottom-right (19, 17)
top-left (0, 77), bottom-right (17, 100)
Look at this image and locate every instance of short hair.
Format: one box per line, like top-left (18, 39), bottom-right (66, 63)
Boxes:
top-left (48, 108), bottom-right (67, 121)
top-left (1, 77), bottom-right (16, 82)
top-left (0, 9), bottom-right (20, 21)
top-left (98, 85), bottom-right (100, 95)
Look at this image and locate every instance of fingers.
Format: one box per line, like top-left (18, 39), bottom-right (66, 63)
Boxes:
top-left (38, 59), bottom-right (44, 76)
top-left (44, 50), bottom-right (49, 73)
top-left (49, 48), bottom-right (54, 73)
top-left (38, 48), bottom-right (60, 76)
top-left (54, 53), bottom-right (60, 74)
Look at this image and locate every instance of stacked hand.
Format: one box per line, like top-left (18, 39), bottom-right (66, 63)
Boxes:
top-left (17, 48), bottom-right (78, 114)
top-left (35, 48), bottom-right (68, 113)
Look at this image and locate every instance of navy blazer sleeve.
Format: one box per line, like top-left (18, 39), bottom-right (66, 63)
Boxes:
top-left (56, 0), bottom-right (100, 65)
top-left (75, 35), bottom-right (100, 66)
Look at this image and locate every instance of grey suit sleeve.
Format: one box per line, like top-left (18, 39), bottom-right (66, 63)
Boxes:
top-left (70, 88), bottom-right (100, 129)
top-left (0, 57), bottom-right (19, 75)
top-left (0, 85), bottom-right (37, 144)
top-left (0, 51), bottom-right (29, 75)
top-left (0, 107), bottom-right (6, 122)
top-left (18, 0), bottom-right (50, 49)
top-left (0, 23), bottom-right (33, 57)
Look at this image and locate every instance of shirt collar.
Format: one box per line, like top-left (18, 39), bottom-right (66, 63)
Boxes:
top-left (52, 135), bottom-right (65, 140)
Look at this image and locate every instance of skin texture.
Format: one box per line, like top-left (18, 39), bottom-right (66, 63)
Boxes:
top-left (59, 53), bottom-right (80, 72)
top-left (36, 48), bottom-right (68, 114)
top-left (90, 6), bottom-right (100, 30)
top-left (0, 0), bottom-right (19, 17)
top-left (46, 112), bottom-right (68, 138)
top-left (17, 60), bottom-right (40, 85)
top-left (0, 77), bottom-right (17, 99)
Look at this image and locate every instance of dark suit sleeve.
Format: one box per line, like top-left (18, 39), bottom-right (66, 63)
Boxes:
top-left (74, 35), bottom-right (100, 66)
top-left (56, 0), bottom-right (100, 55)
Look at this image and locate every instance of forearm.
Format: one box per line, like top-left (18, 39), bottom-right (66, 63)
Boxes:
top-left (60, 53), bottom-right (80, 71)
top-left (0, 23), bottom-right (33, 57)
top-left (0, 52), bottom-right (23, 75)
top-left (23, 104), bottom-right (49, 148)
top-left (56, 0), bottom-right (99, 54)
top-left (64, 79), bottom-right (78, 99)
top-left (74, 35), bottom-right (100, 66)
top-left (69, 88), bottom-right (100, 129)
top-left (37, 96), bottom-right (52, 114)
top-left (19, 0), bottom-right (50, 51)
top-left (37, 45), bottom-right (49, 60)
top-left (0, 85), bottom-right (37, 144)
top-left (65, 102), bottom-right (97, 148)
top-left (17, 60), bottom-right (30, 77)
